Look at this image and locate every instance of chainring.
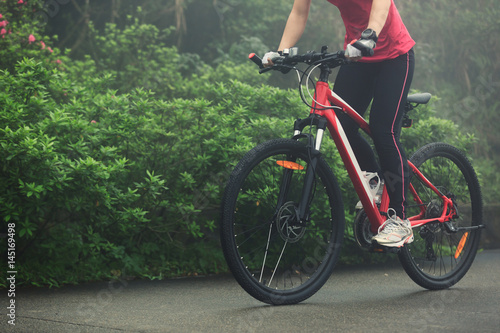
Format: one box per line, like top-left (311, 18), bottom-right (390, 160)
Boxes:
top-left (353, 209), bottom-right (375, 249)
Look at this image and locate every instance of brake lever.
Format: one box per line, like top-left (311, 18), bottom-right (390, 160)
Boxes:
top-left (258, 64), bottom-right (291, 74)
top-left (259, 67), bottom-right (274, 74)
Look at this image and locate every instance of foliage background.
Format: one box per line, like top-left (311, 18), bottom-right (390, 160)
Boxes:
top-left (0, 0), bottom-right (497, 287)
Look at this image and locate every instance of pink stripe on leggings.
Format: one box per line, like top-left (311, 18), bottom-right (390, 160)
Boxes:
top-left (391, 52), bottom-right (410, 219)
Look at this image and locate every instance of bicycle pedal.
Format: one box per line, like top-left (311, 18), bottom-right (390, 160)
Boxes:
top-left (369, 242), bottom-right (400, 254)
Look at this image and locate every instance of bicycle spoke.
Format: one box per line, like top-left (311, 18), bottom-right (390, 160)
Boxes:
top-left (235, 220), bottom-right (272, 249)
top-left (259, 222), bottom-right (274, 283)
top-left (268, 239), bottom-right (288, 287)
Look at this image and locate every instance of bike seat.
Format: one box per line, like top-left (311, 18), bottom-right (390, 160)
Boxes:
top-left (407, 93), bottom-right (431, 104)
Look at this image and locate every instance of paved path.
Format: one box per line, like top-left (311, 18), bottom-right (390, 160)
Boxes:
top-left (2, 250), bottom-right (500, 332)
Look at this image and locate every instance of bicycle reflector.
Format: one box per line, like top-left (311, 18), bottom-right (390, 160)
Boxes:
top-left (454, 232), bottom-right (469, 259)
top-left (277, 160), bottom-right (305, 170)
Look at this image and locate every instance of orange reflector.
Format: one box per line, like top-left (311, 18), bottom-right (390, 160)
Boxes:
top-left (454, 232), bottom-right (469, 259)
top-left (277, 160), bottom-right (304, 170)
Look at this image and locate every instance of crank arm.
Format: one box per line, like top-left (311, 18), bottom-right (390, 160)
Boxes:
top-left (444, 222), bottom-right (486, 233)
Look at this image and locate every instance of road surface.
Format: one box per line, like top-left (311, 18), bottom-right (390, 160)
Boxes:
top-left (2, 249), bottom-right (499, 332)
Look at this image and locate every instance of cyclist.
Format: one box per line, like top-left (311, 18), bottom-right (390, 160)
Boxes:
top-left (263, 0), bottom-right (415, 247)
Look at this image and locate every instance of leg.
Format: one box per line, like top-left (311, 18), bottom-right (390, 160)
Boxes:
top-left (333, 62), bottom-right (379, 173)
top-left (369, 50), bottom-right (415, 218)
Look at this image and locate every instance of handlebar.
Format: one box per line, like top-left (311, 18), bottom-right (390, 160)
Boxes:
top-left (249, 47), bottom-right (346, 74)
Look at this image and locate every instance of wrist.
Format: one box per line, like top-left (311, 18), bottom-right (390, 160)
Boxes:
top-left (361, 28), bottom-right (378, 42)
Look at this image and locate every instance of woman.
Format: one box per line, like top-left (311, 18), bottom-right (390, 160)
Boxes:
top-left (263, 0), bottom-right (415, 247)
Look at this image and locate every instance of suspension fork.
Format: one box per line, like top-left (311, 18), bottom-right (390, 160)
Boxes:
top-left (296, 151), bottom-right (320, 223)
top-left (282, 116), bottom-right (329, 223)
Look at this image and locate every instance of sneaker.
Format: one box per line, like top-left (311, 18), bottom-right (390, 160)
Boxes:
top-left (372, 209), bottom-right (414, 247)
top-left (355, 172), bottom-right (383, 210)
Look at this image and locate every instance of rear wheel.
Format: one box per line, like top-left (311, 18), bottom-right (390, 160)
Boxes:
top-left (221, 139), bottom-right (345, 304)
top-left (399, 142), bottom-right (483, 289)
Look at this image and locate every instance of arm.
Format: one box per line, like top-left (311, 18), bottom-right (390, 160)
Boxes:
top-left (277, 0), bottom-right (312, 51)
top-left (366, 0), bottom-right (391, 36)
top-left (347, 0), bottom-right (391, 60)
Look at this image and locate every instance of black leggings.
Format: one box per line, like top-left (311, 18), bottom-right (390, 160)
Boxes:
top-left (333, 49), bottom-right (415, 218)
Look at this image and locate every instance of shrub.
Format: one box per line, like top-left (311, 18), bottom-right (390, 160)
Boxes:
top-left (0, 57), bottom-right (308, 286)
top-left (0, 0), bottom-right (64, 74)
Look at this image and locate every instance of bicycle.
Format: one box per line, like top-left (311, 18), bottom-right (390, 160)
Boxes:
top-left (220, 47), bottom-right (484, 305)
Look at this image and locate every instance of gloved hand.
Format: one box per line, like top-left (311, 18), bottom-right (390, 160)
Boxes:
top-left (345, 43), bottom-right (362, 58)
top-left (352, 38), bottom-right (376, 57)
top-left (345, 29), bottom-right (377, 59)
top-left (262, 51), bottom-right (281, 66)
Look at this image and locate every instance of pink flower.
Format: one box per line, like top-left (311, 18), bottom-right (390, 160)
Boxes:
top-left (18, 0), bottom-right (24, 4)
top-left (91, 120), bottom-right (97, 124)
top-left (28, 34), bottom-right (35, 44)
top-left (0, 20), bottom-right (7, 28)
top-left (56, 59), bottom-right (62, 64)
top-left (40, 41), bottom-right (45, 49)
top-left (47, 47), bottom-right (53, 53)
top-left (0, 14), bottom-right (3, 19)
top-left (0, 28), bottom-right (6, 36)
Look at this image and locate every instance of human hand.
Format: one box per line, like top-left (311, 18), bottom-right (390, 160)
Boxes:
top-left (345, 43), bottom-right (363, 62)
top-left (345, 37), bottom-right (376, 61)
top-left (262, 51), bottom-right (281, 67)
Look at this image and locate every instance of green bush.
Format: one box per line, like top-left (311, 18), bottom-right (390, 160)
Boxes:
top-left (0, 56), bottom-right (307, 286)
top-left (69, 14), bottom-right (269, 99)
top-left (0, 0), bottom-right (64, 74)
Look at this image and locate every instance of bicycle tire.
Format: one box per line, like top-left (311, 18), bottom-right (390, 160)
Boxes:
top-left (221, 139), bottom-right (345, 305)
top-left (398, 142), bottom-right (483, 290)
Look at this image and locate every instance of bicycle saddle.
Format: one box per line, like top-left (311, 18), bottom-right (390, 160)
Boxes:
top-left (407, 93), bottom-right (432, 104)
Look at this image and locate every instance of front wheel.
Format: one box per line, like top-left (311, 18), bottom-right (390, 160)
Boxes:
top-left (221, 139), bottom-right (345, 305)
top-left (399, 142), bottom-right (483, 290)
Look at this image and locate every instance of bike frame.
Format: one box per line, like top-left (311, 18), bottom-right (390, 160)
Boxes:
top-left (296, 78), bottom-right (457, 234)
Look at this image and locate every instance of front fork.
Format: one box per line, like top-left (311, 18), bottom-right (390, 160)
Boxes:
top-left (279, 116), bottom-right (328, 223)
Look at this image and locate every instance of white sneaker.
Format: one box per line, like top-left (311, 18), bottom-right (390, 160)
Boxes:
top-left (372, 209), bottom-right (414, 247)
top-left (355, 172), bottom-right (383, 210)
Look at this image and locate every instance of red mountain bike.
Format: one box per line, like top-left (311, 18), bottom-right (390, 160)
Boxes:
top-left (220, 47), bottom-right (484, 305)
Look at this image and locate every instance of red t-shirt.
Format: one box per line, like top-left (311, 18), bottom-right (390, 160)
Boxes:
top-left (327, 0), bottom-right (415, 62)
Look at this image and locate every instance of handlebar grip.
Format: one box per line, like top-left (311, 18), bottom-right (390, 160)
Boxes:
top-left (248, 53), bottom-right (264, 69)
top-left (351, 40), bottom-right (374, 57)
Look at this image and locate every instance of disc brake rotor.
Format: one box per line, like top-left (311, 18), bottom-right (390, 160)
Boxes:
top-left (276, 201), bottom-right (306, 243)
